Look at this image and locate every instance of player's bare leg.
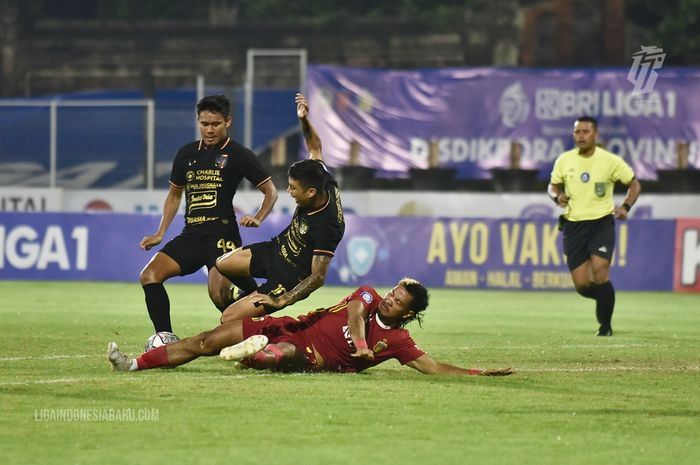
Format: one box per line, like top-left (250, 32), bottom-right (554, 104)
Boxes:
top-left (219, 293), bottom-right (268, 323)
top-left (208, 266), bottom-right (235, 311)
top-left (108, 321), bottom-right (246, 372)
top-left (211, 245), bottom-right (260, 308)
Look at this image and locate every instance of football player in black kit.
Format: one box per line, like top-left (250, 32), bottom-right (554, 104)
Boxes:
top-left (139, 95), bottom-right (278, 333)
top-left (216, 93), bottom-right (346, 323)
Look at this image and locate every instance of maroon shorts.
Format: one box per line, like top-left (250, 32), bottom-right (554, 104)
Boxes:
top-left (242, 316), bottom-right (319, 371)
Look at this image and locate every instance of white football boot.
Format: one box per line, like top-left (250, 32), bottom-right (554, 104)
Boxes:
top-left (107, 341), bottom-right (134, 372)
top-left (219, 335), bottom-right (269, 361)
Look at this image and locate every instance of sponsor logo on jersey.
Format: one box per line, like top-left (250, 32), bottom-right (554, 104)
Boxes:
top-left (186, 171), bottom-right (195, 182)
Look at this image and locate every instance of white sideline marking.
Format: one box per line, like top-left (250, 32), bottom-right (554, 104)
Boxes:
top-left (0, 373), bottom-right (278, 387)
top-left (0, 354), bottom-right (98, 362)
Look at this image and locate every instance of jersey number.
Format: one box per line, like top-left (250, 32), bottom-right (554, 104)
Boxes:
top-left (216, 238), bottom-right (237, 254)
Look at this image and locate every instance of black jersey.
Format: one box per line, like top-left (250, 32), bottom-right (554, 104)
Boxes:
top-left (272, 182), bottom-right (345, 275)
top-left (170, 138), bottom-right (271, 227)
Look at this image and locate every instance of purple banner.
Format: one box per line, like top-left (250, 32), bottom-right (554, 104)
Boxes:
top-left (0, 213), bottom-right (675, 291)
top-left (305, 65), bottom-right (700, 180)
top-left (332, 217), bottom-right (674, 291)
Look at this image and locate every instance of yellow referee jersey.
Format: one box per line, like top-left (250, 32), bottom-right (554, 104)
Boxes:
top-left (550, 147), bottom-right (635, 221)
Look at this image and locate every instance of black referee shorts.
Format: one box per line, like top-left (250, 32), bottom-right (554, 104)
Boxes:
top-left (562, 214), bottom-right (615, 271)
top-left (245, 241), bottom-right (307, 301)
top-left (160, 219), bottom-right (242, 275)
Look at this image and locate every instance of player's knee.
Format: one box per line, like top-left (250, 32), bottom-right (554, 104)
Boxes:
top-left (198, 333), bottom-right (220, 356)
top-left (139, 267), bottom-right (159, 285)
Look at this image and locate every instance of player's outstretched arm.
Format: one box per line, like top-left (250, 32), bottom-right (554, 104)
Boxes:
top-left (406, 354), bottom-right (514, 376)
top-left (295, 93), bottom-right (323, 161)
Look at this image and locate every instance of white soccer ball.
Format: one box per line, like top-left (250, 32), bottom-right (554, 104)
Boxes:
top-left (144, 331), bottom-right (180, 352)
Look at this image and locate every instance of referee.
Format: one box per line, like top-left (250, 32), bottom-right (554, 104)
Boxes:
top-left (548, 116), bottom-right (641, 336)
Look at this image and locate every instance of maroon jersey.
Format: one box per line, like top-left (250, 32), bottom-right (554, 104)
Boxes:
top-left (244, 286), bottom-right (425, 373)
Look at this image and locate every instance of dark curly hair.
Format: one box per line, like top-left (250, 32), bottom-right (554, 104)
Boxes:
top-left (398, 277), bottom-right (429, 328)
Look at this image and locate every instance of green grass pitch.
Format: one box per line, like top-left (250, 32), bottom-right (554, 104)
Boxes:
top-left (1, 281), bottom-right (698, 465)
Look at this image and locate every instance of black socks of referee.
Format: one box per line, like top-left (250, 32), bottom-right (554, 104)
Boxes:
top-left (594, 281), bottom-right (615, 328)
top-left (143, 283), bottom-right (172, 333)
top-left (576, 281), bottom-right (615, 328)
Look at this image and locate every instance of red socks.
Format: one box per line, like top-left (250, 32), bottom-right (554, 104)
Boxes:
top-left (247, 344), bottom-right (284, 369)
top-left (136, 346), bottom-right (169, 370)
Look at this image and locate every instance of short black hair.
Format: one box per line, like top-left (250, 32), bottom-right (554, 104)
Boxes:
top-left (398, 277), bottom-right (429, 328)
top-left (287, 159), bottom-right (334, 192)
top-left (197, 95), bottom-right (231, 119)
top-left (575, 116), bottom-right (598, 130)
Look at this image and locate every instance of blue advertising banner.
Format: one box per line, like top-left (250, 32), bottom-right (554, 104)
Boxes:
top-left (0, 213), bottom-right (676, 291)
top-left (305, 65), bottom-right (700, 180)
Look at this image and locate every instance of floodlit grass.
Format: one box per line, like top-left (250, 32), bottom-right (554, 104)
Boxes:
top-left (0, 281), bottom-right (698, 465)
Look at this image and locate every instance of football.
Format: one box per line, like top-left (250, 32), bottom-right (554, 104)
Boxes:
top-left (143, 331), bottom-right (180, 352)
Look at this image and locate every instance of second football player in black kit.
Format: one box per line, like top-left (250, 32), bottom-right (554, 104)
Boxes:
top-left (215, 93), bottom-right (346, 323)
top-left (139, 95), bottom-right (278, 333)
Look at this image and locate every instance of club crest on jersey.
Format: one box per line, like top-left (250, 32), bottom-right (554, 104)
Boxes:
top-left (360, 291), bottom-right (374, 304)
top-left (373, 339), bottom-right (388, 353)
top-left (215, 154), bottom-right (228, 169)
top-left (348, 236), bottom-right (377, 277)
top-left (580, 172), bottom-right (590, 183)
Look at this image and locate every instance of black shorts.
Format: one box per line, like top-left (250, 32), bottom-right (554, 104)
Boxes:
top-left (160, 219), bottom-right (242, 276)
top-left (245, 241), bottom-right (307, 300)
top-left (562, 214), bottom-right (615, 271)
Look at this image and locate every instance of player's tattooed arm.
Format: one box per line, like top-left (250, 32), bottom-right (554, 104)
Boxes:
top-left (251, 254), bottom-right (332, 310)
top-left (279, 254), bottom-right (332, 308)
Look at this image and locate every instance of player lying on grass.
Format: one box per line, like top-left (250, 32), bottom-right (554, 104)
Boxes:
top-left (108, 278), bottom-right (513, 376)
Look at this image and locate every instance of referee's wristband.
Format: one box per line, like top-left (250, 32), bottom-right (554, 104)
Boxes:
top-left (551, 194), bottom-right (559, 204)
top-left (622, 203), bottom-right (632, 212)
